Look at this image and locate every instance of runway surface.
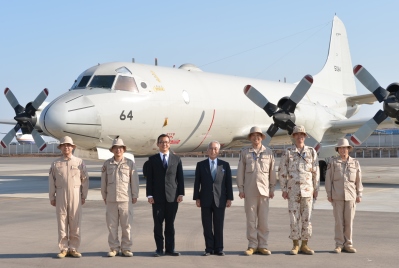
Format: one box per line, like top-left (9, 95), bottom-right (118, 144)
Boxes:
top-left (0, 156), bottom-right (398, 267)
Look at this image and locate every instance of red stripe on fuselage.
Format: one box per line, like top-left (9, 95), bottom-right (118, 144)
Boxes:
top-left (192, 109), bottom-right (216, 151)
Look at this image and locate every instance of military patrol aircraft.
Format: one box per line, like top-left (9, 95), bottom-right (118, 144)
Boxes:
top-left (1, 16), bottom-right (398, 171)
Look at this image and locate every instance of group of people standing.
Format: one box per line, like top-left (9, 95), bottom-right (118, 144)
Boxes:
top-left (48, 125), bottom-right (363, 258)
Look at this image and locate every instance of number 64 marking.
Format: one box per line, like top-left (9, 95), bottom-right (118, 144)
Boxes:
top-left (120, 110), bottom-right (133, 120)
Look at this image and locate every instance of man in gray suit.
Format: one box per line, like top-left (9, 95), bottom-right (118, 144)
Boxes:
top-left (146, 134), bottom-right (185, 257)
top-left (193, 141), bottom-right (234, 256)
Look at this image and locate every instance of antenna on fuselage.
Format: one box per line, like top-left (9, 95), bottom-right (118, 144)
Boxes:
top-left (155, 58), bottom-right (158, 66)
top-left (132, 58), bottom-right (135, 63)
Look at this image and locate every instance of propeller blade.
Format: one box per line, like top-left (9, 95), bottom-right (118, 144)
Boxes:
top-left (266, 123), bottom-right (279, 137)
top-left (305, 134), bottom-right (321, 153)
top-left (0, 124), bottom-right (21, 148)
top-left (244, 85), bottom-right (277, 117)
top-left (350, 110), bottom-right (388, 145)
top-left (262, 134), bottom-right (272, 147)
top-left (31, 129), bottom-right (47, 151)
top-left (4, 88), bottom-right (24, 114)
top-left (282, 75), bottom-right (313, 113)
top-left (353, 65), bottom-right (389, 102)
top-left (31, 88), bottom-right (49, 110)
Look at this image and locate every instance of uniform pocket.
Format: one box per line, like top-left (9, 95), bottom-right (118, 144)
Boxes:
top-left (245, 159), bottom-right (255, 173)
top-left (71, 166), bottom-right (81, 186)
top-left (120, 166), bottom-right (130, 182)
top-left (260, 156), bottom-right (270, 173)
top-left (348, 167), bottom-right (357, 182)
top-left (106, 166), bottom-right (116, 184)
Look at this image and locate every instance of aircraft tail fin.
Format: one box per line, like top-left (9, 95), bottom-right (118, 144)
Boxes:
top-left (313, 16), bottom-right (356, 95)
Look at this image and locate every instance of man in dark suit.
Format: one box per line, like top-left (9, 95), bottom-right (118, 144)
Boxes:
top-left (146, 134), bottom-right (185, 257)
top-left (193, 141), bottom-right (234, 256)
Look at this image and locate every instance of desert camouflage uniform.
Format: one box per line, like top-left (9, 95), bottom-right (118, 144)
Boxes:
top-left (325, 156), bottom-right (363, 247)
top-left (278, 145), bottom-right (319, 240)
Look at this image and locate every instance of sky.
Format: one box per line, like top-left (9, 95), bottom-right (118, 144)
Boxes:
top-left (1, 0), bottom-right (398, 141)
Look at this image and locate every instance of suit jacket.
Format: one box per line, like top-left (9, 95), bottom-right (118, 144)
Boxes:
top-left (193, 158), bottom-right (233, 208)
top-left (146, 152), bottom-right (185, 203)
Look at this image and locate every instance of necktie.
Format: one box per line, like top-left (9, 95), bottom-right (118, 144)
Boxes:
top-left (162, 154), bottom-right (168, 169)
top-left (211, 160), bottom-right (216, 180)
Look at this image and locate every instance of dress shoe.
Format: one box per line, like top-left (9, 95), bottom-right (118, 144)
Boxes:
top-left (244, 247), bottom-right (257, 256)
top-left (108, 249), bottom-right (118, 257)
top-left (215, 251), bottom-right (225, 256)
top-left (122, 250), bottom-right (133, 257)
top-left (343, 246), bottom-right (357, 253)
top-left (257, 248), bottom-right (271, 255)
top-left (69, 249), bottom-right (82, 258)
top-left (165, 250), bottom-right (180, 256)
top-left (57, 250), bottom-right (68, 258)
top-left (202, 252), bottom-right (211, 256)
top-left (154, 250), bottom-right (163, 257)
top-left (333, 246), bottom-right (342, 253)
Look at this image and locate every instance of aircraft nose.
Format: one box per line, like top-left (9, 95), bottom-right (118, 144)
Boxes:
top-left (40, 92), bottom-right (102, 148)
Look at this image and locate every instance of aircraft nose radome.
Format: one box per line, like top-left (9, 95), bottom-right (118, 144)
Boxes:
top-left (40, 92), bottom-right (102, 146)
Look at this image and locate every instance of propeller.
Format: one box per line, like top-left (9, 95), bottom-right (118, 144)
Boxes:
top-left (244, 75), bottom-right (321, 151)
top-left (350, 65), bottom-right (399, 145)
top-left (1, 88), bottom-right (48, 151)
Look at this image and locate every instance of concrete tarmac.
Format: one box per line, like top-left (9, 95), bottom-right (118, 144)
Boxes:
top-left (0, 156), bottom-right (398, 267)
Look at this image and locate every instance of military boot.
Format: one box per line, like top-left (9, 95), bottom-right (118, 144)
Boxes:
top-left (257, 248), bottom-right (271, 255)
top-left (244, 248), bottom-right (257, 256)
top-left (57, 250), bottom-right (68, 258)
top-left (69, 249), bottom-right (82, 258)
top-left (290, 240), bottom-right (299, 255)
top-left (122, 250), bottom-right (133, 257)
top-left (300, 240), bottom-right (314, 255)
top-left (343, 246), bottom-right (357, 253)
top-left (333, 246), bottom-right (342, 253)
top-left (108, 249), bottom-right (118, 257)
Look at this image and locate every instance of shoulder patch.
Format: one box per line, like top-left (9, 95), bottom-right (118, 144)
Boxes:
top-left (102, 165), bottom-right (106, 173)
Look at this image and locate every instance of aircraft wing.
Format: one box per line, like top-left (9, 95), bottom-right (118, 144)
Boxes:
top-left (0, 119), bottom-right (16, 125)
top-left (346, 93), bottom-right (376, 105)
top-left (328, 117), bottom-right (395, 134)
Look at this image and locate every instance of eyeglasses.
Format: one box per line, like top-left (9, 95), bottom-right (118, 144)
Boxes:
top-left (158, 141), bottom-right (170, 144)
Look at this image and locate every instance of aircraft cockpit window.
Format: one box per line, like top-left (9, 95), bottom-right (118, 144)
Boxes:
top-left (114, 76), bottom-right (138, 92)
top-left (89, 75), bottom-right (116, 89)
top-left (115, 66), bottom-right (132, 75)
top-left (77, 76), bottom-right (91, 88)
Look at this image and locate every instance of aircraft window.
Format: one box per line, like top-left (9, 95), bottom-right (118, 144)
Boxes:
top-left (77, 76), bottom-right (91, 88)
top-left (141, 82), bottom-right (147, 89)
top-left (115, 66), bottom-right (132, 75)
top-left (114, 76), bottom-right (138, 92)
top-left (89, 75), bottom-right (115, 89)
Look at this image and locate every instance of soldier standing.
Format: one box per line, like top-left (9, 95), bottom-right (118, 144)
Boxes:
top-left (49, 136), bottom-right (89, 258)
top-left (236, 126), bottom-right (276, 256)
top-left (278, 126), bottom-right (319, 255)
top-left (325, 138), bottom-right (363, 253)
top-left (101, 138), bottom-right (139, 257)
